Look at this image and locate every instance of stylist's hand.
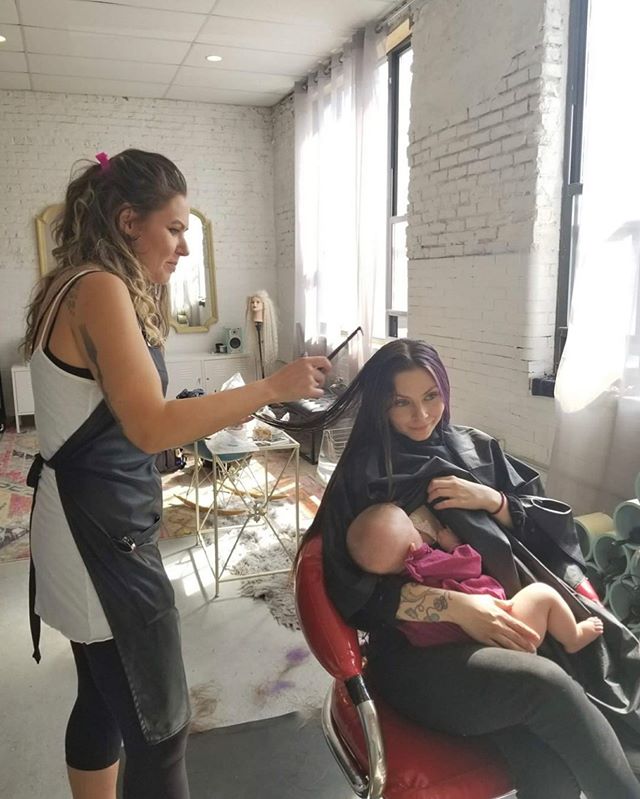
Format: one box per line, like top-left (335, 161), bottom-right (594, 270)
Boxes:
top-left (453, 593), bottom-right (540, 652)
top-left (265, 356), bottom-right (331, 402)
top-left (427, 476), bottom-right (502, 513)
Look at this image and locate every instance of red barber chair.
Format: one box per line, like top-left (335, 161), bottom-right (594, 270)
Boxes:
top-left (295, 535), bottom-right (516, 799)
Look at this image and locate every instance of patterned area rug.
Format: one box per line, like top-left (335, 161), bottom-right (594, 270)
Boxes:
top-left (0, 427), bottom-right (37, 564)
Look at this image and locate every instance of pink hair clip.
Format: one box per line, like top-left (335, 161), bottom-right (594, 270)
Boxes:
top-left (95, 151), bottom-right (110, 171)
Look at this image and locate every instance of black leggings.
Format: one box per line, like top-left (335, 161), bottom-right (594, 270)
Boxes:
top-left (368, 639), bottom-right (640, 799)
top-left (66, 640), bottom-right (190, 799)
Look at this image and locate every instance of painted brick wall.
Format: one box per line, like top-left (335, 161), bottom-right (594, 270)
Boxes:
top-left (407, 0), bottom-right (568, 467)
top-left (0, 89), bottom-right (278, 414)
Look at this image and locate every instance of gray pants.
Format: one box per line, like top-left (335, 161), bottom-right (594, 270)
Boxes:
top-left (368, 638), bottom-right (640, 799)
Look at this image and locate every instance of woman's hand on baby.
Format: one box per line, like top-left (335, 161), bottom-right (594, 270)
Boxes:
top-left (452, 594), bottom-right (540, 653)
top-left (265, 356), bottom-right (331, 402)
top-left (427, 476), bottom-right (502, 513)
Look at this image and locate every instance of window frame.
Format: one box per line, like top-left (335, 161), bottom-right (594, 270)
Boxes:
top-left (555, 0), bottom-right (589, 371)
top-left (386, 37), bottom-right (412, 339)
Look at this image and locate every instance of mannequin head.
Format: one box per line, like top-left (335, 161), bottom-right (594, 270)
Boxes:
top-left (244, 290), bottom-right (278, 369)
top-left (250, 294), bottom-right (264, 322)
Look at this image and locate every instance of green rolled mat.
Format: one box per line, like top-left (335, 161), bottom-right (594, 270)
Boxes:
top-left (592, 533), bottom-right (627, 578)
top-left (606, 575), bottom-right (640, 624)
top-left (574, 513), bottom-right (615, 560)
top-left (584, 562), bottom-right (606, 601)
top-left (626, 545), bottom-right (640, 579)
top-left (613, 499), bottom-right (640, 542)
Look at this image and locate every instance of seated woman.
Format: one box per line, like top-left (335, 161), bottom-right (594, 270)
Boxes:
top-left (285, 339), bottom-right (640, 799)
top-left (346, 502), bottom-right (604, 653)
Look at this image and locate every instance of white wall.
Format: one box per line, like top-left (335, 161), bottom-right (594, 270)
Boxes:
top-left (0, 90), bottom-right (278, 414)
top-left (407, 0), bottom-right (568, 467)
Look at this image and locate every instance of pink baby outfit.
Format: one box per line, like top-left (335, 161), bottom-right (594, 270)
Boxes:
top-left (399, 542), bottom-right (506, 647)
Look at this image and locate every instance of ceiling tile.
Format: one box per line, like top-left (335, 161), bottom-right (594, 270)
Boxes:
top-left (19, 0), bottom-right (205, 42)
top-left (172, 65), bottom-right (293, 94)
top-left (29, 53), bottom-right (177, 83)
top-left (0, 23), bottom-right (23, 50)
top-left (184, 43), bottom-right (318, 76)
top-left (93, 0), bottom-right (215, 12)
top-left (0, 0), bottom-right (18, 25)
top-left (0, 70), bottom-right (28, 88)
top-left (198, 15), bottom-right (349, 56)
top-left (165, 84), bottom-right (281, 106)
top-left (23, 26), bottom-right (189, 64)
top-left (210, 0), bottom-right (395, 30)
top-left (0, 49), bottom-right (26, 70)
top-left (31, 73), bottom-right (166, 98)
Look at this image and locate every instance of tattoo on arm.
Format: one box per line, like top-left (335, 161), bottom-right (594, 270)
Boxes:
top-left (65, 283), bottom-right (79, 317)
top-left (79, 324), bottom-right (121, 425)
top-left (398, 584), bottom-right (451, 623)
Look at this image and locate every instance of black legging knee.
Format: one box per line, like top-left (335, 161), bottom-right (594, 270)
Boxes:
top-left (66, 640), bottom-right (190, 799)
top-left (368, 639), bottom-right (640, 799)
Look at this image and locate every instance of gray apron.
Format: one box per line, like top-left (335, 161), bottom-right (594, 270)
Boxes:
top-left (28, 342), bottom-right (190, 745)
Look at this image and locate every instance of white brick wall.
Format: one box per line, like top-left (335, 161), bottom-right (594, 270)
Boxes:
top-left (407, 0), bottom-right (569, 467)
top-left (0, 90), bottom-right (278, 415)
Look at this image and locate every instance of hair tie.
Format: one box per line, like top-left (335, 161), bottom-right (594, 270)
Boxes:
top-left (95, 151), bottom-right (110, 171)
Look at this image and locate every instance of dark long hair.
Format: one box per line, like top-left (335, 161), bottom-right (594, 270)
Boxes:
top-left (275, 339), bottom-right (451, 552)
top-left (24, 149), bottom-right (187, 354)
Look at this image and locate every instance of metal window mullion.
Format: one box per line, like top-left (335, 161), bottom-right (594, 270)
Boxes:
top-left (555, 0), bottom-right (588, 370)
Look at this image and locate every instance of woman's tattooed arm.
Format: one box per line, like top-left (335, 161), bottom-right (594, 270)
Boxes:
top-left (79, 324), bottom-right (122, 425)
top-left (396, 583), bottom-right (453, 623)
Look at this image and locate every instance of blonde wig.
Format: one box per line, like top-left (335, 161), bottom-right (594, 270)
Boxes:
top-left (244, 290), bottom-right (279, 370)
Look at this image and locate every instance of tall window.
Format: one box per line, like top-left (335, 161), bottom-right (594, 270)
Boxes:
top-left (555, 0), bottom-right (640, 386)
top-left (386, 40), bottom-right (412, 339)
top-left (555, 0), bottom-right (588, 369)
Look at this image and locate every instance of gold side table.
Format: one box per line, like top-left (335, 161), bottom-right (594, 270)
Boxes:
top-left (188, 431), bottom-right (300, 597)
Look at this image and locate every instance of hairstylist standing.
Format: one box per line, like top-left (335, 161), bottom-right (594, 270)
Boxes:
top-left (23, 149), bottom-right (330, 799)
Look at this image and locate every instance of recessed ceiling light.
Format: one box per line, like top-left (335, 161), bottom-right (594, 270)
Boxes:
top-left (205, 54), bottom-right (222, 63)
top-left (0, 35), bottom-right (6, 43)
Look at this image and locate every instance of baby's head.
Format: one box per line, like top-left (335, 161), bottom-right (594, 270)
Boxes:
top-left (347, 503), bottom-right (423, 575)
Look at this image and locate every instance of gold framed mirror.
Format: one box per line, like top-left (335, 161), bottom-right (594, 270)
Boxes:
top-left (168, 207), bottom-right (218, 333)
top-left (35, 205), bottom-right (218, 333)
top-left (35, 203), bottom-right (63, 277)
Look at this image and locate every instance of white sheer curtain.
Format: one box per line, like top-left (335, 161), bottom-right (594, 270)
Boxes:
top-left (547, 0), bottom-right (640, 514)
top-left (293, 24), bottom-right (388, 368)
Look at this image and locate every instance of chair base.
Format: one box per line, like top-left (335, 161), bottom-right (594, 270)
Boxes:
top-left (324, 680), bottom-right (515, 799)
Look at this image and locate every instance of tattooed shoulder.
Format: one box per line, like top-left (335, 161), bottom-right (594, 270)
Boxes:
top-left (65, 282), bottom-right (80, 316)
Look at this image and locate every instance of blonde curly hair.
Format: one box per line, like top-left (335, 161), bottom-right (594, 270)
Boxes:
top-left (24, 149), bottom-right (187, 355)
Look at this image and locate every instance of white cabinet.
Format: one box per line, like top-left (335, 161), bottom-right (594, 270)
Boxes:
top-left (165, 359), bottom-right (204, 400)
top-left (165, 353), bottom-right (256, 399)
top-left (11, 364), bottom-right (34, 433)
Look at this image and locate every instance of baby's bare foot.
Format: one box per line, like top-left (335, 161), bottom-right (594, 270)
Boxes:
top-left (564, 617), bottom-right (604, 653)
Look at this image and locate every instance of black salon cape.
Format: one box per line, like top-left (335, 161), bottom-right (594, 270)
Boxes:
top-left (311, 423), bottom-right (640, 741)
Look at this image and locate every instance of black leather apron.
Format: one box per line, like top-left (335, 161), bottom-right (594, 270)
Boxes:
top-left (28, 345), bottom-right (190, 744)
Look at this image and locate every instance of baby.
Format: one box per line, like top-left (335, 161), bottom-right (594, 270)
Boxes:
top-left (347, 502), bottom-right (604, 653)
